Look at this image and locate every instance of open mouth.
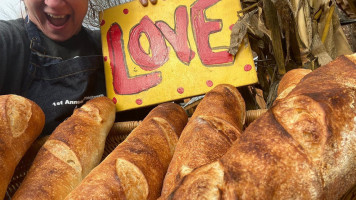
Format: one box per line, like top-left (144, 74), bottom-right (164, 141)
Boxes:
top-left (46, 13), bottom-right (70, 27)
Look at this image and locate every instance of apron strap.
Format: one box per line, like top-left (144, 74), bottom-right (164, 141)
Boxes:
top-left (24, 16), bottom-right (47, 55)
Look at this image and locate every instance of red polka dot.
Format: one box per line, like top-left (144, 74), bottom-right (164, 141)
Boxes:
top-left (123, 9), bottom-right (129, 14)
top-left (244, 64), bottom-right (252, 71)
top-left (229, 24), bottom-right (234, 31)
top-left (104, 56), bottom-right (107, 61)
top-left (100, 20), bottom-right (105, 26)
top-left (136, 99), bottom-right (143, 105)
top-left (177, 87), bottom-right (184, 94)
top-left (206, 80), bottom-right (214, 87)
top-left (112, 97), bottom-right (117, 104)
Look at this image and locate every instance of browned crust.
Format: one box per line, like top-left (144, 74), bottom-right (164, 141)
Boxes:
top-left (277, 68), bottom-right (312, 96)
top-left (64, 102), bottom-right (188, 200)
top-left (12, 96), bottom-right (115, 200)
top-left (169, 54), bottom-right (356, 199)
top-left (160, 84), bottom-right (246, 199)
top-left (0, 95), bottom-right (45, 200)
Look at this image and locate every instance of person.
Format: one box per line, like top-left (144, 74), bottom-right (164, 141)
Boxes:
top-left (0, 0), bottom-right (158, 136)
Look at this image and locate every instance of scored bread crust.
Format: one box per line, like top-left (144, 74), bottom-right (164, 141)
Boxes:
top-left (276, 68), bottom-right (312, 100)
top-left (12, 96), bottom-right (116, 200)
top-left (277, 68), bottom-right (312, 96)
top-left (169, 54), bottom-right (356, 199)
top-left (159, 84), bottom-right (246, 199)
top-left (0, 95), bottom-right (45, 200)
top-left (64, 102), bottom-right (188, 200)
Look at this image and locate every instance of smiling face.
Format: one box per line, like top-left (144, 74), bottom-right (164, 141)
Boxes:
top-left (24, 0), bottom-right (89, 42)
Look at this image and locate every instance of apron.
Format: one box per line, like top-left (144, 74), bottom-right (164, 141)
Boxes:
top-left (22, 18), bottom-right (106, 136)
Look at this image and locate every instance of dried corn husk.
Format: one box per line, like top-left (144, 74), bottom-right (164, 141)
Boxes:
top-left (229, 0), bottom-right (353, 108)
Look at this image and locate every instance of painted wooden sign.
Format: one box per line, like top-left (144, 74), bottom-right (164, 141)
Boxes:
top-left (100, 0), bottom-right (257, 112)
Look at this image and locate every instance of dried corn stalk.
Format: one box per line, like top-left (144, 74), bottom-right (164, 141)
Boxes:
top-left (229, 0), bottom-right (353, 108)
top-left (336, 0), bottom-right (356, 18)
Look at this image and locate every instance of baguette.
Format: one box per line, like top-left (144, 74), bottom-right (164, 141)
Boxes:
top-left (168, 54), bottom-right (356, 199)
top-left (64, 102), bottom-right (188, 200)
top-left (12, 96), bottom-right (116, 200)
top-left (276, 68), bottom-right (312, 99)
top-left (0, 95), bottom-right (45, 200)
top-left (159, 84), bottom-right (246, 199)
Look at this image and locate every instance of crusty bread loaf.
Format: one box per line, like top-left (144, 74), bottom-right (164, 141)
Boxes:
top-left (64, 102), bottom-right (188, 200)
top-left (276, 68), bottom-right (312, 100)
top-left (277, 68), bottom-right (312, 95)
top-left (168, 54), bottom-right (356, 199)
top-left (12, 96), bottom-right (116, 200)
top-left (0, 95), bottom-right (45, 200)
top-left (159, 84), bottom-right (246, 199)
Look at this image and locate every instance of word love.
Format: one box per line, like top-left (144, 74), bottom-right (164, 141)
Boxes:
top-left (106, 0), bottom-right (234, 95)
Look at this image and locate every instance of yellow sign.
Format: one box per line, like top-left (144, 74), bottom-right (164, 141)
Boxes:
top-left (100, 0), bottom-right (257, 112)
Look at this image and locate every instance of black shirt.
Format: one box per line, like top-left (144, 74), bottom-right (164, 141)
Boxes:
top-left (0, 18), bottom-right (102, 95)
top-left (0, 18), bottom-right (30, 94)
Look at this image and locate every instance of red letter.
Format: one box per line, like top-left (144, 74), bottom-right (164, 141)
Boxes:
top-left (191, 0), bottom-right (233, 65)
top-left (128, 16), bottom-right (169, 71)
top-left (156, 6), bottom-right (195, 65)
top-left (107, 23), bottom-right (161, 95)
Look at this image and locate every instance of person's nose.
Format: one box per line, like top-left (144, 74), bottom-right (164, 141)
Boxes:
top-left (44, 0), bottom-right (66, 8)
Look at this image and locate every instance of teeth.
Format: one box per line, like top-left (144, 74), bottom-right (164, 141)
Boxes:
top-left (47, 13), bottom-right (66, 19)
